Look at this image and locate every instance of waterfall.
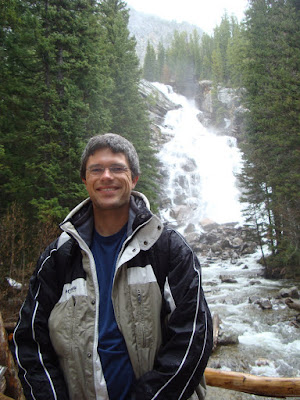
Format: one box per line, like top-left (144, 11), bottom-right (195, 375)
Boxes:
top-left (154, 82), bottom-right (244, 234)
top-left (153, 82), bottom-right (300, 386)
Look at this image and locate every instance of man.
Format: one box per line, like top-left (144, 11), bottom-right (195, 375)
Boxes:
top-left (14, 133), bottom-right (213, 400)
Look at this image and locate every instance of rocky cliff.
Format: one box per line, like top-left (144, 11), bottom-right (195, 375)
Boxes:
top-left (195, 80), bottom-right (248, 143)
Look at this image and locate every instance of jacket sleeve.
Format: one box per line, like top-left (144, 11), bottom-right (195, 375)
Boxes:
top-left (13, 240), bottom-right (69, 400)
top-left (134, 229), bottom-right (213, 400)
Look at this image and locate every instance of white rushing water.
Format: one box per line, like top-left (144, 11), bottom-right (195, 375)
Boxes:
top-left (154, 82), bottom-right (244, 233)
top-left (154, 82), bottom-right (300, 395)
top-left (201, 249), bottom-right (300, 382)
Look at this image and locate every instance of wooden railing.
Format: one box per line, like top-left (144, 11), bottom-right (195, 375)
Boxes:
top-left (205, 368), bottom-right (300, 398)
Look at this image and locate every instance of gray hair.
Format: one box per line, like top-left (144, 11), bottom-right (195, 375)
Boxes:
top-left (80, 133), bottom-right (141, 180)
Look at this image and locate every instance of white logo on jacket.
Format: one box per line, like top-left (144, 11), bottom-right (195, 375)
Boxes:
top-left (58, 278), bottom-right (87, 303)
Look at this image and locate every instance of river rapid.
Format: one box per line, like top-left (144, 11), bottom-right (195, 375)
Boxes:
top-left (153, 82), bottom-right (300, 399)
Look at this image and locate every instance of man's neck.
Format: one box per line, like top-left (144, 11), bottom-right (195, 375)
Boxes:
top-left (93, 206), bottom-right (129, 237)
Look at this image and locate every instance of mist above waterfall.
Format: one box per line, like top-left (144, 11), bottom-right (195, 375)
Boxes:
top-left (155, 82), bottom-right (244, 233)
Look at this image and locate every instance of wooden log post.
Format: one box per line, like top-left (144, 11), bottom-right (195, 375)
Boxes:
top-left (205, 368), bottom-right (300, 398)
top-left (0, 313), bottom-right (25, 400)
top-left (212, 313), bottom-right (220, 351)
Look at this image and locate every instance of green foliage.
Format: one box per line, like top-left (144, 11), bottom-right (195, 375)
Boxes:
top-left (239, 0), bottom-right (300, 274)
top-left (0, 0), bottom-right (160, 282)
top-left (142, 13), bottom-right (245, 93)
top-left (143, 41), bottom-right (158, 82)
top-left (0, 0), bottom-right (159, 225)
top-left (210, 86), bottom-right (227, 127)
top-left (0, 0), bottom-right (115, 220)
top-left (98, 0), bottom-right (159, 207)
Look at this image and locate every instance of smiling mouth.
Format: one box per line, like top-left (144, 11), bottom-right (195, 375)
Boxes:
top-left (98, 187), bottom-right (118, 192)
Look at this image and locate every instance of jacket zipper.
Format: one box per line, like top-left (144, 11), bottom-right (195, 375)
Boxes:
top-left (71, 295), bottom-right (76, 356)
top-left (137, 289), bottom-right (146, 347)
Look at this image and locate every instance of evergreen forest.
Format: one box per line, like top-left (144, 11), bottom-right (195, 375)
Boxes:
top-left (142, 0), bottom-right (300, 277)
top-left (0, 0), bottom-right (157, 283)
top-left (0, 0), bottom-right (299, 286)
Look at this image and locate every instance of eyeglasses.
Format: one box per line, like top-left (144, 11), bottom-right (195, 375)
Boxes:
top-left (86, 164), bottom-right (130, 177)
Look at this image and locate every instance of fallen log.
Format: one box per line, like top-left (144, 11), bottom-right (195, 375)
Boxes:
top-left (205, 368), bottom-right (300, 397)
top-left (0, 313), bottom-right (24, 400)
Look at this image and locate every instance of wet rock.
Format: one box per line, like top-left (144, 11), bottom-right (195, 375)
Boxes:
top-left (218, 330), bottom-right (239, 345)
top-left (219, 275), bottom-right (238, 284)
top-left (230, 252), bottom-right (239, 264)
top-left (209, 359), bottom-right (222, 369)
top-left (290, 286), bottom-right (299, 299)
top-left (184, 223), bottom-right (196, 234)
top-left (231, 237), bottom-right (243, 248)
top-left (255, 358), bottom-right (271, 367)
top-left (240, 242), bottom-right (257, 255)
top-left (285, 298), bottom-right (300, 312)
top-left (248, 295), bottom-right (260, 304)
top-left (170, 205), bottom-right (191, 222)
top-left (211, 243), bottom-right (223, 254)
top-left (221, 251), bottom-right (231, 260)
top-left (195, 80), bottom-right (248, 143)
top-left (181, 158), bottom-right (197, 172)
top-left (139, 79), bottom-right (178, 125)
top-left (200, 219), bottom-right (219, 231)
top-left (279, 286), bottom-right (299, 299)
top-left (256, 298), bottom-right (272, 310)
top-left (249, 280), bottom-right (261, 285)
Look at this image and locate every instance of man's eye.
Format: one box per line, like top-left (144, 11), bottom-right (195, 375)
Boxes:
top-left (110, 167), bottom-right (125, 173)
top-left (91, 168), bottom-right (103, 174)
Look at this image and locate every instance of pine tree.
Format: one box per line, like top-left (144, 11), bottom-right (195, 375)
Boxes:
top-left (199, 33), bottom-right (214, 80)
top-left (166, 30), bottom-right (196, 95)
top-left (157, 41), bottom-right (166, 82)
top-left (240, 0), bottom-right (300, 273)
top-left (99, 0), bottom-right (159, 206)
top-left (0, 0), bottom-right (113, 221)
top-left (143, 41), bottom-right (157, 82)
top-left (227, 22), bottom-right (248, 87)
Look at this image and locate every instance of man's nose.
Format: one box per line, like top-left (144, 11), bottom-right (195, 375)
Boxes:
top-left (101, 167), bottom-right (114, 178)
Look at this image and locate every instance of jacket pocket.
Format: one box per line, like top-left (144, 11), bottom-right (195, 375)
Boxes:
top-left (49, 296), bottom-right (77, 359)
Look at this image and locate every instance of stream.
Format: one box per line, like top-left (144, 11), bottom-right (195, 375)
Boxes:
top-left (153, 82), bottom-right (300, 399)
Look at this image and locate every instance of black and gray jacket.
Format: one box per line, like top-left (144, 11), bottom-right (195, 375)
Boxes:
top-left (14, 191), bottom-right (213, 400)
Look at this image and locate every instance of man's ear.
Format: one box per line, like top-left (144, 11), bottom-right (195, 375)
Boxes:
top-left (132, 176), bottom-right (139, 189)
top-left (82, 178), bottom-right (87, 186)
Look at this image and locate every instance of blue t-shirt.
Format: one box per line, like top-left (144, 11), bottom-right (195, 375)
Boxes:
top-left (91, 224), bottom-right (135, 400)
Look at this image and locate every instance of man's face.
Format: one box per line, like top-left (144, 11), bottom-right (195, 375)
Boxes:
top-left (82, 148), bottom-right (138, 213)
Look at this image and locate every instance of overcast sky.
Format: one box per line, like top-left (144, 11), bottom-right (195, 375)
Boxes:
top-left (126, 0), bottom-right (249, 34)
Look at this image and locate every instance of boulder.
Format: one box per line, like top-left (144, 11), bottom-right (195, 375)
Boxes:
top-left (200, 218), bottom-right (219, 231)
top-left (181, 158), bottom-right (197, 172)
top-left (249, 280), bottom-right (262, 286)
top-left (285, 298), bottom-right (300, 312)
top-left (279, 287), bottom-right (299, 299)
top-left (256, 298), bottom-right (273, 310)
top-left (249, 295), bottom-right (260, 304)
top-left (219, 275), bottom-right (238, 284)
top-left (218, 329), bottom-right (239, 345)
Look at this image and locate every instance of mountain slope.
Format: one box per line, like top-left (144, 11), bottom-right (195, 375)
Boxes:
top-left (128, 8), bottom-right (203, 63)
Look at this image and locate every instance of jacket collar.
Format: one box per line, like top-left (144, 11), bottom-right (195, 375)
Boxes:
top-left (60, 192), bottom-right (156, 246)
